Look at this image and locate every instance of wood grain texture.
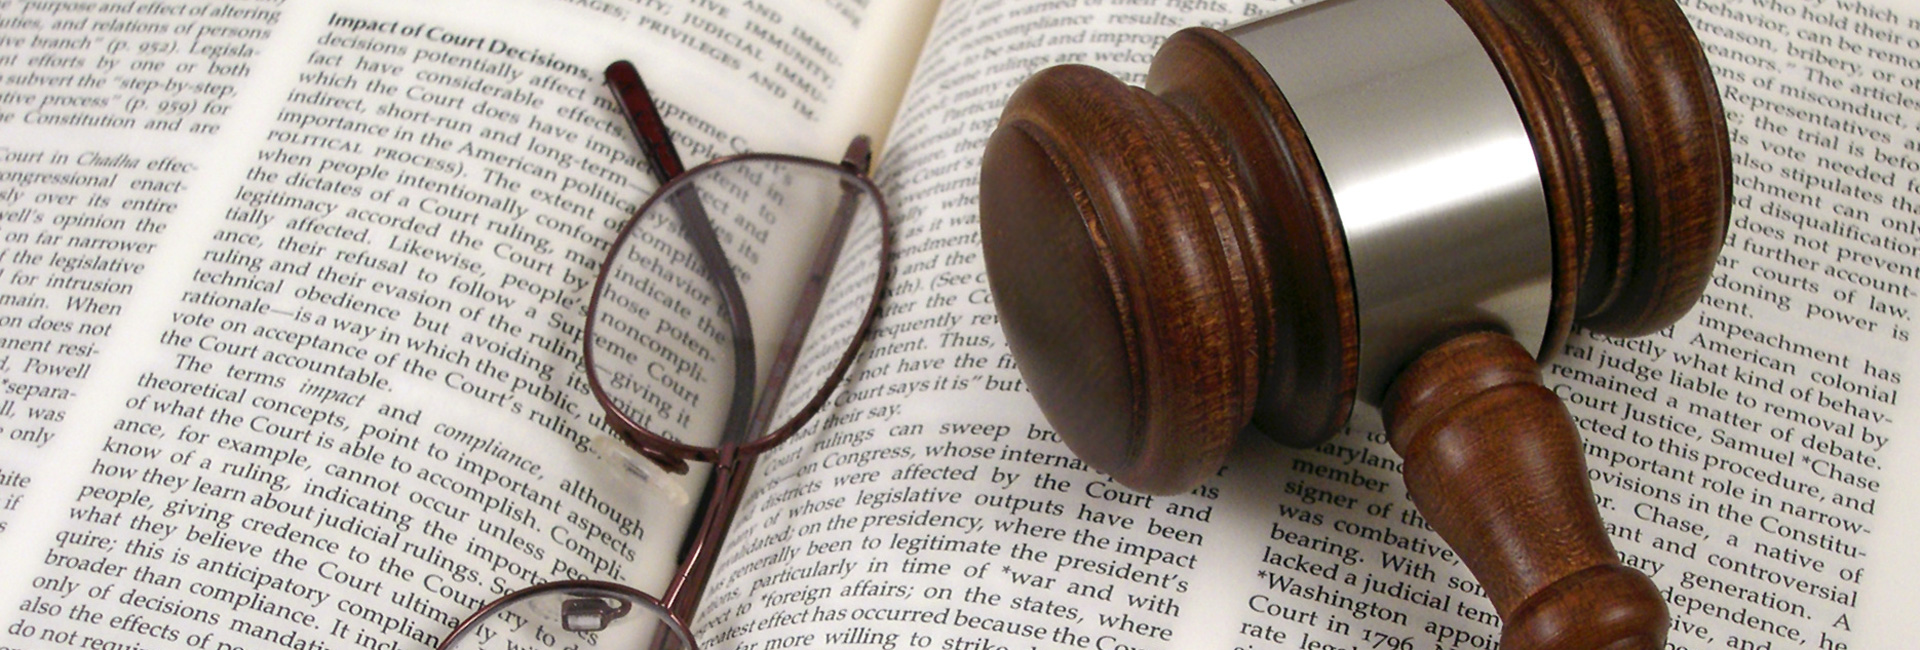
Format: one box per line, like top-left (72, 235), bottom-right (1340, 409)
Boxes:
top-left (1147, 27), bottom-right (1359, 450)
top-left (1458, 0), bottom-right (1732, 336)
top-left (1385, 331), bottom-right (1666, 650)
top-left (978, 0), bottom-right (1728, 642)
top-left (981, 64), bottom-right (1261, 494)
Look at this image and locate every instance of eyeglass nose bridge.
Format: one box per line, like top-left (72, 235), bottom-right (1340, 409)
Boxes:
top-left (586, 151), bottom-right (894, 461)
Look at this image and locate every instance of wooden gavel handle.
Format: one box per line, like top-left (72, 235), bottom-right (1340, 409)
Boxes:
top-left (1384, 331), bottom-right (1666, 650)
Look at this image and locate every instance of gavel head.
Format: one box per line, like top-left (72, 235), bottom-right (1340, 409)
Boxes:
top-left (979, 0), bottom-right (1730, 494)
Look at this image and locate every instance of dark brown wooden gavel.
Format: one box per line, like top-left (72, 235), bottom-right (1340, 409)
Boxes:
top-left (977, 0), bottom-right (1729, 647)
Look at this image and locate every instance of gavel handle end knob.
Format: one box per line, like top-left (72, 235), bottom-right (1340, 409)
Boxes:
top-left (1503, 564), bottom-right (1667, 650)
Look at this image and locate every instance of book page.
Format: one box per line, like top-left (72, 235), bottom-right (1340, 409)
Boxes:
top-left (0, 0), bottom-right (937, 648)
top-left (1810, 0), bottom-right (1920, 645)
top-left (696, 0), bottom-right (1920, 649)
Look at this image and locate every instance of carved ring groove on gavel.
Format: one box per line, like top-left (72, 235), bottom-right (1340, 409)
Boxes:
top-left (977, 0), bottom-right (1730, 647)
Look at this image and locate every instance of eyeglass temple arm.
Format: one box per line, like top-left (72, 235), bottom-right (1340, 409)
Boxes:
top-left (740, 135), bottom-right (874, 439)
top-left (655, 135), bottom-right (879, 627)
top-left (605, 60), bottom-right (686, 183)
top-left (604, 60), bottom-right (758, 453)
top-left (657, 445), bottom-right (757, 622)
top-left (841, 135), bottom-right (872, 175)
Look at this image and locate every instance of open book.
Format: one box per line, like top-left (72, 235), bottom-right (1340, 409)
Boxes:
top-left (3, 0), bottom-right (1919, 648)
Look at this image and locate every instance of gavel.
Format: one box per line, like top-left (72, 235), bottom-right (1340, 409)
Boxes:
top-left (977, 0), bottom-right (1729, 647)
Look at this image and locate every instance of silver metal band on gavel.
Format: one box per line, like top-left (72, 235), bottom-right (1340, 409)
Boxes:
top-left (1228, 0), bottom-right (1555, 402)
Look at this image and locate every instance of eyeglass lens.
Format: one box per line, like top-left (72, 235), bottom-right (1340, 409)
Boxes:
top-left (445, 583), bottom-right (694, 650)
top-left (444, 155), bottom-right (885, 649)
top-left (588, 156), bottom-right (887, 453)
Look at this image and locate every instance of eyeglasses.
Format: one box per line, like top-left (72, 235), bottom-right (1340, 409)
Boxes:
top-left (435, 60), bottom-right (892, 650)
